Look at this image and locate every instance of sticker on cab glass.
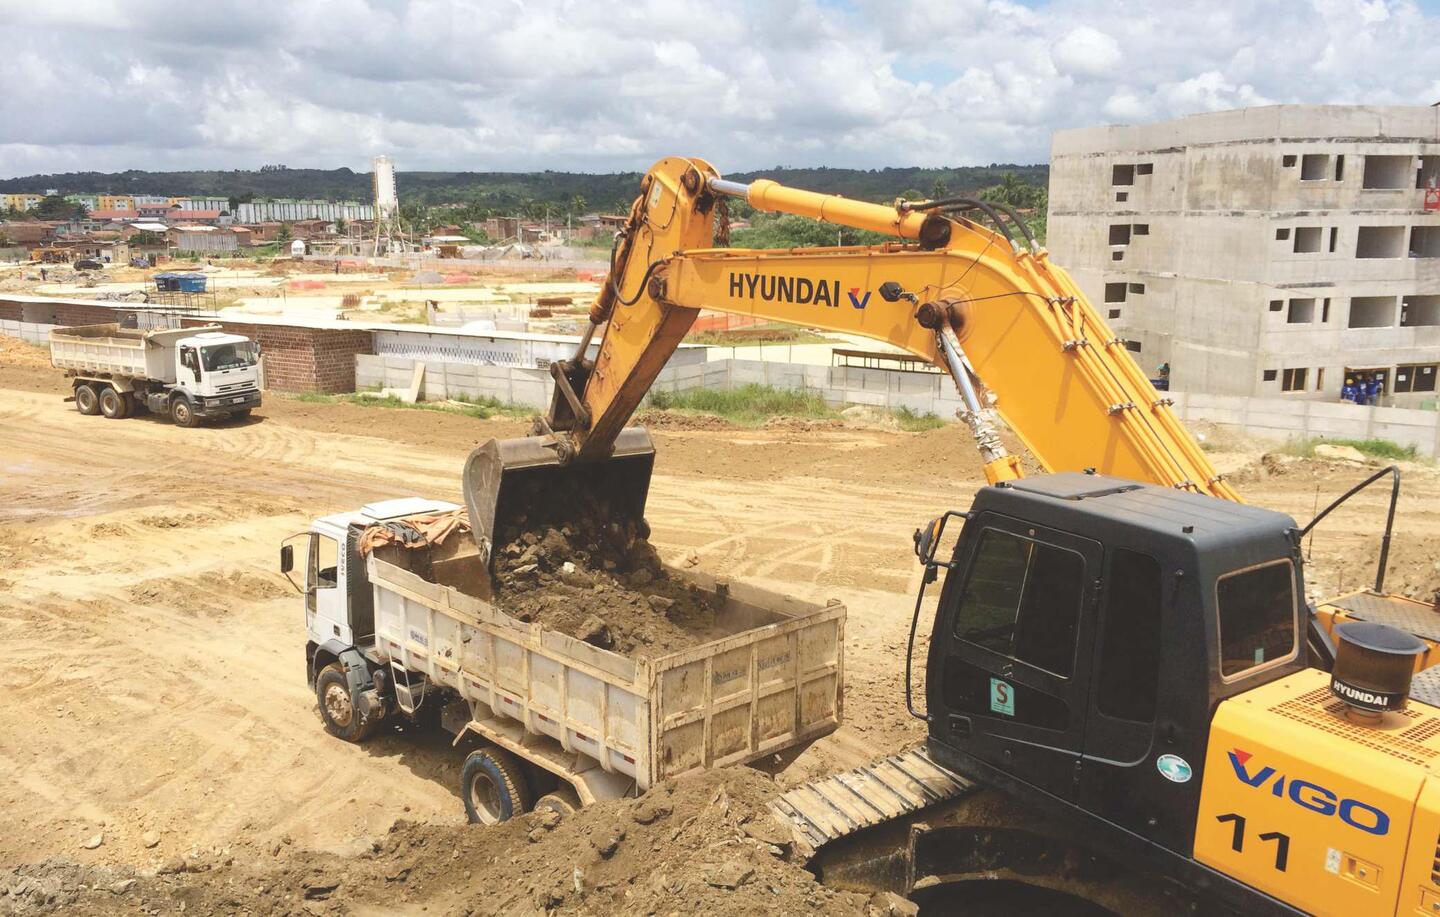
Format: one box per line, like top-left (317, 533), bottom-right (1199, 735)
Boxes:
top-left (1156, 754), bottom-right (1193, 783)
top-left (989, 678), bottom-right (1014, 717)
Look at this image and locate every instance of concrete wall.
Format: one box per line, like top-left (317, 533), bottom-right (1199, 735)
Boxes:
top-left (354, 352), bottom-right (1440, 456)
top-left (0, 319), bottom-right (59, 345)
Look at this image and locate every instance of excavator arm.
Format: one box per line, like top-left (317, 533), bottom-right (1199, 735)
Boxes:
top-left (462, 157), bottom-right (1238, 564)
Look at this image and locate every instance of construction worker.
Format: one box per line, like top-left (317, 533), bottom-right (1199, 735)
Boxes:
top-left (1366, 373), bottom-right (1384, 405)
top-left (1341, 376), bottom-right (1359, 403)
top-left (1154, 362), bottom-right (1171, 391)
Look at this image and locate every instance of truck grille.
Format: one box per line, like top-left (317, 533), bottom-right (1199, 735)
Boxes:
top-left (216, 381), bottom-right (254, 394)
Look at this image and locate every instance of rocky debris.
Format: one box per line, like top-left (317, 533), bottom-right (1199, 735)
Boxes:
top-left (140, 831), bottom-right (161, 850)
top-left (489, 474), bottom-right (730, 659)
top-left (0, 769), bottom-right (872, 917)
top-left (868, 890), bottom-right (921, 916)
top-left (1314, 443), bottom-right (1368, 463)
top-left (79, 834), bottom-right (102, 851)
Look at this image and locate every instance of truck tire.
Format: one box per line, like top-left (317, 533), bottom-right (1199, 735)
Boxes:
top-left (461, 748), bottom-right (533, 825)
top-left (316, 663), bottom-right (380, 743)
top-left (533, 786), bottom-right (581, 818)
top-left (74, 383), bottom-right (100, 415)
top-left (99, 386), bottom-right (131, 419)
top-left (170, 397), bottom-right (199, 428)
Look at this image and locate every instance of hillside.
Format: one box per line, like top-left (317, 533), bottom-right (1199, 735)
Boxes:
top-left (0, 164), bottom-right (1048, 211)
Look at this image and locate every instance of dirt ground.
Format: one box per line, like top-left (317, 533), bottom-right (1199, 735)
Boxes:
top-left (4, 339), bottom-right (1440, 914)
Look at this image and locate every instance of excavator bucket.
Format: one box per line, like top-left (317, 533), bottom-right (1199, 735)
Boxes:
top-left (460, 426), bottom-right (656, 574)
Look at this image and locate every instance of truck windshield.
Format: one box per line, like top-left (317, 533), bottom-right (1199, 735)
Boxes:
top-left (201, 342), bottom-right (258, 371)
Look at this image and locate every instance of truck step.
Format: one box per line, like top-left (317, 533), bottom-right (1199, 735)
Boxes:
top-left (769, 746), bottom-right (973, 857)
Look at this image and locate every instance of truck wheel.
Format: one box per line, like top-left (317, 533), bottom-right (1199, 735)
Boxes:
top-left (170, 397), bottom-right (199, 428)
top-left (533, 786), bottom-right (581, 818)
top-left (461, 748), bottom-right (533, 825)
top-left (316, 664), bottom-right (379, 743)
top-left (74, 384), bottom-right (100, 415)
top-left (99, 386), bottom-right (130, 419)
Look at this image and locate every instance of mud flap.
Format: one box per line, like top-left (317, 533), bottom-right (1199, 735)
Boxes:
top-left (460, 427), bottom-right (657, 572)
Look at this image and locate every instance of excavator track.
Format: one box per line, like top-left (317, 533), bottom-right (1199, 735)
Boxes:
top-left (769, 747), bottom-right (973, 858)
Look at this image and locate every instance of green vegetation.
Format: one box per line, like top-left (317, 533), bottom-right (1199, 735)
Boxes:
top-left (647, 383), bottom-right (948, 431)
top-left (0, 164), bottom-right (1048, 234)
top-left (685, 323), bottom-right (832, 347)
top-left (287, 391), bottom-right (531, 420)
top-left (894, 406), bottom-right (946, 432)
top-left (1280, 437), bottom-right (1421, 461)
top-left (649, 384), bottom-right (833, 423)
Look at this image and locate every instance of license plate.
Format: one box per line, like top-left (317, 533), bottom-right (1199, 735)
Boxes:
top-left (230, 396), bottom-right (246, 404)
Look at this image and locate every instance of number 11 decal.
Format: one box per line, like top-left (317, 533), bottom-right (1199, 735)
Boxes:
top-left (1217, 813), bottom-right (1289, 872)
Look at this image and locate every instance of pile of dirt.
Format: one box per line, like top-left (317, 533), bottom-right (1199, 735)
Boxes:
top-left (490, 474), bottom-right (727, 659)
top-left (632, 408), bottom-right (734, 431)
top-left (127, 569), bottom-right (290, 615)
top-left (0, 769), bottom-right (874, 917)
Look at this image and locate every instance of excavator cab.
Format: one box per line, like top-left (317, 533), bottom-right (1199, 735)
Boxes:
top-left (919, 473), bottom-right (1309, 881)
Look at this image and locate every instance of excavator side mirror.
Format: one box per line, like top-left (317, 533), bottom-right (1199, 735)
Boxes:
top-left (914, 517), bottom-right (941, 564)
top-left (879, 281), bottom-right (910, 303)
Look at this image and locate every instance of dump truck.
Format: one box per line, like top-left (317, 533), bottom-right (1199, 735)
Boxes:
top-left (282, 494), bottom-right (845, 823)
top-left (50, 322), bottom-right (261, 426)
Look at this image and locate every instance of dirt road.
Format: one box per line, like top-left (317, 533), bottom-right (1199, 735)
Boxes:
top-left (4, 342), bottom-right (1440, 912)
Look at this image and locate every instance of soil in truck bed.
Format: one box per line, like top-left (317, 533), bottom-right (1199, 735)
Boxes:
top-left (489, 474), bottom-right (729, 659)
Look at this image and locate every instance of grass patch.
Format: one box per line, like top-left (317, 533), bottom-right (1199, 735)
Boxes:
top-left (286, 391), bottom-right (531, 420)
top-left (649, 384), bottom-right (834, 424)
top-left (685, 323), bottom-right (832, 347)
top-left (1279, 437), bottom-right (1420, 461)
top-left (894, 406), bottom-right (946, 432)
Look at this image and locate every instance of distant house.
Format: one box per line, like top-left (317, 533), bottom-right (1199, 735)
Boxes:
top-left (36, 237), bottom-right (130, 263)
top-left (170, 224), bottom-right (246, 253)
top-left (87, 209), bottom-right (143, 224)
top-left (1, 221), bottom-right (59, 245)
top-left (163, 208), bottom-right (224, 226)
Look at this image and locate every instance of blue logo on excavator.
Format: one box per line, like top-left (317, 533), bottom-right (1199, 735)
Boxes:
top-left (1228, 749), bottom-right (1390, 836)
top-left (847, 288), bottom-right (871, 310)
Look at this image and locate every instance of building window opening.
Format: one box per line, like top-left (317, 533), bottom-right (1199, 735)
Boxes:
top-left (1419, 156), bottom-right (1440, 189)
top-left (1362, 154), bottom-right (1414, 189)
top-left (1348, 296), bottom-right (1397, 328)
top-left (1104, 282), bottom-right (1127, 303)
top-left (1275, 227), bottom-right (1290, 241)
top-left (1115, 191), bottom-right (1128, 202)
top-left (1125, 340), bottom-right (1142, 353)
top-left (1109, 224), bottom-right (1132, 246)
top-left (1401, 295), bottom-right (1440, 327)
top-left (1322, 298), bottom-right (1331, 322)
top-left (1315, 368), bottom-right (1326, 391)
top-left (1300, 154), bottom-right (1330, 181)
top-left (1356, 225), bottom-right (1406, 258)
top-left (1282, 154), bottom-right (1297, 168)
top-left (1263, 369), bottom-right (1278, 382)
top-left (1395, 364), bottom-right (1438, 394)
top-left (1112, 251), bottom-right (1124, 261)
top-left (1334, 155), bottom-right (1345, 182)
top-left (1286, 298), bottom-right (1316, 324)
top-left (1108, 308), bottom-right (1122, 320)
top-left (1293, 227), bottom-right (1323, 253)
top-left (1268, 299), bottom-right (1284, 312)
top-left (1329, 227), bottom-right (1338, 253)
top-left (1128, 282), bottom-right (1145, 294)
top-left (1281, 368), bottom-right (1308, 392)
top-left (1135, 163), bottom-right (1153, 175)
top-left (1410, 226), bottom-right (1440, 258)
top-left (1133, 223), bottom-right (1149, 236)
top-left (1112, 164), bottom-right (1135, 186)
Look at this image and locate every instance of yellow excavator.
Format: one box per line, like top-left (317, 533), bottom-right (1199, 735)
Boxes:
top-left (462, 157), bottom-right (1440, 916)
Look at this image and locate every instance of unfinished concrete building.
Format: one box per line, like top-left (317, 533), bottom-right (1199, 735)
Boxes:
top-left (1048, 105), bottom-right (1440, 407)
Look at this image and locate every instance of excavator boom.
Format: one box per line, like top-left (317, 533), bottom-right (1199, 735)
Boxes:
top-left (463, 157), bottom-right (1238, 567)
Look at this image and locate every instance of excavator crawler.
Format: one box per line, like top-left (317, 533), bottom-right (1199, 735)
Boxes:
top-left (460, 157), bottom-right (1440, 915)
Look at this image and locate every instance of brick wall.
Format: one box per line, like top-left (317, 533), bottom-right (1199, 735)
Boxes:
top-left (0, 301), bottom-right (20, 321)
top-left (182, 318), bottom-right (373, 393)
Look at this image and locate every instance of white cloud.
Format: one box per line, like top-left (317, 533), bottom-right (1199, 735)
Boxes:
top-left (0, 0), bottom-right (1436, 176)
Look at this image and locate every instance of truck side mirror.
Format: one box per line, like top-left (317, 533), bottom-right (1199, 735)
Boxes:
top-left (280, 534), bottom-right (309, 594)
top-left (914, 517), bottom-right (941, 564)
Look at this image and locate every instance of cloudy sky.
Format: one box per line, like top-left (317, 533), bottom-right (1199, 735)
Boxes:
top-left (2, 0), bottom-right (1438, 178)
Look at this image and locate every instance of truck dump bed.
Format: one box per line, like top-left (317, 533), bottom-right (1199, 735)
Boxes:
top-left (49, 323), bottom-right (215, 383)
top-left (366, 539), bottom-right (844, 798)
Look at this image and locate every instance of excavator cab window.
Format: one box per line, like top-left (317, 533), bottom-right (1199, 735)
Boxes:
top-left (1216, 559), bottom-right (1298, 679)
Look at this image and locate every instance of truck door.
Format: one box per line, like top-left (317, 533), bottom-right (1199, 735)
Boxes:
top-left (930, 516), bottom-right (1101, 802)
top-left (307, 532), bottom-right (349, 643)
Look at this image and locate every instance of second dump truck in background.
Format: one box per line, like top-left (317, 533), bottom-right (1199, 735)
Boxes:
top-left (50, 322), bottom-right (261, 426)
